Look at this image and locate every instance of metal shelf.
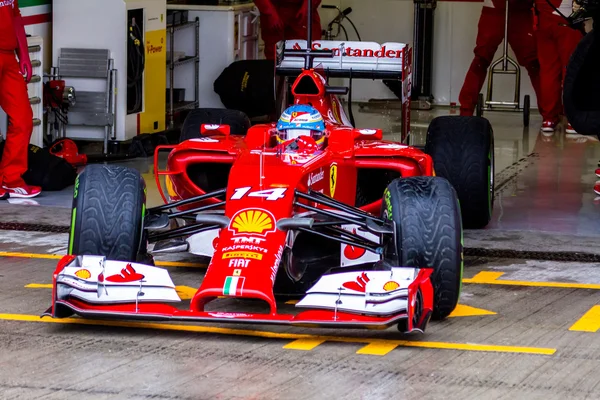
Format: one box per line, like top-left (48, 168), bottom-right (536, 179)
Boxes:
top-left (167, 100), bottom-right (199, 114)
top-left (167, 55), bottom-right (199, 68)
top-left (167, 17), bottom-right (200, 129)
top-left (167, 20), bottom-right (198, 32)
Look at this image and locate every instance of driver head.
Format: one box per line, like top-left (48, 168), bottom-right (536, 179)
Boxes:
top-left (276, 104), bottom-right (326, 145)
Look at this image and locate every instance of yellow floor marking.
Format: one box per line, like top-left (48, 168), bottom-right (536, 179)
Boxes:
top-left (0, 313), bottom-right (556, 356)
top-left (0, 251), bottom-right (205, 268)
top-left (356, 341), bottom-right (400, 356)
top-left (25, 284), bottom-right (52, 289)
top-left (464, 271), bottom-right (600, 290)
top-left (155, 261), bottom-right (206, 268)
top-left (448, 304), bottom-right (497, 318)
top-left (285, 300), bottom-right (299, 305)
top-left (283, 338), bottom-right (326, 350)
top-left (569, 306), bottom-right (600, 332)
top-left (0, 251), bottom-right (62, 260)
top-left (176, 286), bottom-right (197, 300)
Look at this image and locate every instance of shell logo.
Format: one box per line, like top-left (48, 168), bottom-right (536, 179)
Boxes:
top-left (383, 281), bottom-right (400, 291)
top-left (230, 209), bottom-right (275, 236)
top-left (74, 269), bottom-right (91, 280)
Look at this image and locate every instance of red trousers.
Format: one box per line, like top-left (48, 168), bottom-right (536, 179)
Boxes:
top-left (459, 6), bottom-right (543, 115)
top-left (536, 13), bottom-right (583, 122)
top-left (261, 4), bottom-right (321, 60)
top-left (0, 52), bottom-right (32, 187)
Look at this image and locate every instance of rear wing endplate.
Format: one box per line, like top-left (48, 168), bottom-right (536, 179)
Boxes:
top-left (275, 40), bottom-right (412, 82)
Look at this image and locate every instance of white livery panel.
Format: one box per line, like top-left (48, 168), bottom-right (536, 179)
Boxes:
top-left (55, 256), bottom-right (181, 304)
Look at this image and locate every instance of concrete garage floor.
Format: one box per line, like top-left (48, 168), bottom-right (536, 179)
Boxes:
top-left (1, 106), bottom-right (600, 399)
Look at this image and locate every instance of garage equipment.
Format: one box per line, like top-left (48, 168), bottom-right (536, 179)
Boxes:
top-left (479, 0), bottom-right (531, 127)
top-left (47, 49), bottom-right (116, 154)
top-left (51, 0), bottom-right (167, 154)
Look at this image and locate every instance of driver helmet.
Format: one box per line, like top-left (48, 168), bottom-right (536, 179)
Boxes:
top-left (276, 105), bottom-right (326, 145)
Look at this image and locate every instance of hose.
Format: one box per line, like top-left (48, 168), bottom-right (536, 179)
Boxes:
top-left (127, 18), bottom-right (145, 114)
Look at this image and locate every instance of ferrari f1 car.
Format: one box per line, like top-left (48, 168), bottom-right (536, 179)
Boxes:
top-left (45, 6), bottom-right (494, 334)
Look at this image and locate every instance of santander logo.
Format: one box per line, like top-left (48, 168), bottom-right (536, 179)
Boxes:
top-left (308, 170), bottom-right (325, 186)
top-left (292, 42), bottom-right (403, 59)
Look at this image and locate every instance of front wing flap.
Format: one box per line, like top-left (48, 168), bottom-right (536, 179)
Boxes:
top-left (46, 255), bottom-right (433, 331)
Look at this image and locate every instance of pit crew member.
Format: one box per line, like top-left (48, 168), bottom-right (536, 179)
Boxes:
top-left (255, 0), bottom-right (323, 60)
top-left (459, 0), bottom-right (544, 118)
top-left (0, 0), bottom-right (41, 198)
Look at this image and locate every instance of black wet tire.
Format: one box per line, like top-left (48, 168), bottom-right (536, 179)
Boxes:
top-left (68, 164), bottom-right (146, 262)
top-left (425, 116), bottom-right (494, 229)
top-left (180, 108), bottom-right (251, 142)
top-left (564, 30), bottom-right (600, 138)
top-left (523, 95), bottom-right (530, 127)
top-left (476, 93), bottom-right (484, 117)
top-left (383, 177), bottom-right (463, 320)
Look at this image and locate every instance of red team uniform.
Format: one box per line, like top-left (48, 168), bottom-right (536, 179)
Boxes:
top-left (0, 0), bottom-right (40, 198)
top-left (254, 0), bottom-right (322, 60)
top-left (534, 0), bottom-right (583, 133)
top-left (459, 0), bottom-right (543, 117)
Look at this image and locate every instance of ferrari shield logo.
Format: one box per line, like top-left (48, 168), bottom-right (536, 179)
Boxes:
top-left (330, 163), bottom-right (338, 197)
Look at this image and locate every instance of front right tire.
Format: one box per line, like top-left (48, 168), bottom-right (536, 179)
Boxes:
top-left (383, 177), bottom-right (463, 320)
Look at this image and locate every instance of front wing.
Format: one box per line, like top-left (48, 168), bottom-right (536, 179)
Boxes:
top-left (44, 255), bottom-right (434, 332)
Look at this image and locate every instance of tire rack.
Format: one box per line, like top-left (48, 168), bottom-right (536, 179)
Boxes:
top-left (167, 17), bottom-right (200, 130)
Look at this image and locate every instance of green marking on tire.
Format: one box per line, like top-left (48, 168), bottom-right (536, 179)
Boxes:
top-left (68, 208), bottom-right (77, 255)
top-left (73, 176), bottom-right (80, 199)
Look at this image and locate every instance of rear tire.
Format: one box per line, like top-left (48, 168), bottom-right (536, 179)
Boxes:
top-left (425, 116), bottom-right (494, 229)
top-left (180, 108), bottom-right (251, 142)
top-left (383, 177), bottom-right (463, 320)
top-left (68, 165), bottom-right (147, 262)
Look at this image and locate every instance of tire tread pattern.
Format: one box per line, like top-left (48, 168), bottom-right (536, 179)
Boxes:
top-left (386, 177), bottom-right (462, 320)
top-left (425, 116), bottom-right (493, 229)
top-left (70, 165), bottom-right (145, 262)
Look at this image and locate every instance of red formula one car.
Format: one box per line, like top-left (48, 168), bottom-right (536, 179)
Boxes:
top-left (45, 21), bottom-right (494, 334)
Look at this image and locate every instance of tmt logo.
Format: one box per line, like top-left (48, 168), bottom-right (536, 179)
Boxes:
top-left (232, 237), bottom-right (265, 245)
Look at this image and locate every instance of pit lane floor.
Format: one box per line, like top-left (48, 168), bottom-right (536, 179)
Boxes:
top-left (2, 250), bottom-right (600, 399)
top-left (2, 108), bottom-right (600, 399)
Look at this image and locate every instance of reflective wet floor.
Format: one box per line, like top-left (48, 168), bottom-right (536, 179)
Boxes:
top-left (2, 106), bottom-right (600, 399)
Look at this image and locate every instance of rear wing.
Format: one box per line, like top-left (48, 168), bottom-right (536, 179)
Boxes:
top-left (275, 40), bottom-right (412, 82)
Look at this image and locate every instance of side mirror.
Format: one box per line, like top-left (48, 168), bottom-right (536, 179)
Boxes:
top-left (353, 128), bottom-right (383, 140)
top-left (201, 124), bottom-right (231, 137)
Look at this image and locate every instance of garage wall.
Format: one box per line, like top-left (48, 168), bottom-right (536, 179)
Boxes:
top-left (319, 0), bottom-right (538, 108)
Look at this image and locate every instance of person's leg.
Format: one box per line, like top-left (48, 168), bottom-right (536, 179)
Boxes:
top-left (458, 7), bottom-right (504, 116)
top-left (507, 9), bottom-right (545, 115)
top-left (260, 15), bottom-right (284, 60)
top-left (555, 23), bottom-right (583, 133)
top-left (0, 53), bottom-right (39, 198)
top-left (536, 15), bottom-right (563, 130)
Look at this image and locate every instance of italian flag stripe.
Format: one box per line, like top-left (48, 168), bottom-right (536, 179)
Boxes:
top-left (223, 276), bottom-right (244, 296)
top-left (19, 0), bottom-right (51, 7)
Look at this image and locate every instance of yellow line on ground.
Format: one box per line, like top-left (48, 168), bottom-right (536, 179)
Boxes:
top-left (0, 251), bottom-right (62, 260)
top-left (283, 338), bottom-right (326, 350)
top-left (356, 341), bottom-right (400, 356)
top-left (464, 271), bottom-right (600, 290)
top-left (569, 306), bottom-right (600, 332)
top-left (0, 313), bottom-right (557, 356)
top-left (448, 304), bottom-right (496, 318)
top-left (0, 251), bottom-right (206, 268)
top-left (25, 284), bottom-right (52, 289)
